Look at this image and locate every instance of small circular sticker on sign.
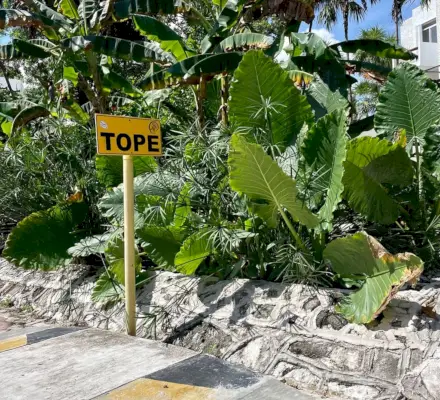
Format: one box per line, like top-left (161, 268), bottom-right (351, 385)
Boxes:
top-left (149, 121), bottom-right (160, 133)
top-left (100, 121), bottom-right (108, 129)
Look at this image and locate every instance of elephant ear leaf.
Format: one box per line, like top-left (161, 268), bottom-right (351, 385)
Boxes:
top-left (228, 134), bottom-right (319, 229)
top-left (104, 237), bottom-right (141, 285)
top-left (342, 137), bottom-right (413, 224)
top-left (302, 109), bottom-right (348, 230)
top-left (3, 201), bottom-right (88, 270)
top-left (175, 229), bottom-right (213, 275)
top-left (423, 125), bottom-right (440, 180)
top-left (324, 232), bottom-right (423, 324)
top-left (136, 225), bottom-right (181, 268)
top-left (374, 63), bottom-right (440, 150)
top-left (229, 50), bottom-right (313, 151)
top-left (91, 270), bottom-right (124, 303)
top-left (306, 75), bottom-right (348, 119)
top-left (96, 155), bottom-right (157, 188)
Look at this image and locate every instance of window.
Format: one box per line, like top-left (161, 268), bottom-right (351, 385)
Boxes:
top-left (422, 21), bottom-right (437, 43)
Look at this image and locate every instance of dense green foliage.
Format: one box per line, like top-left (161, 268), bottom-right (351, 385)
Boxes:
top-left (0, 0), bottom-right (436, 324)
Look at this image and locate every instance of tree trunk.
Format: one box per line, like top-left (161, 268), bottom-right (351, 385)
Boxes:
top-left (0, 62), bottom-right (14, 94)
top-left (78, 75), bottom-right (105, 114)
top-left (220, 74), bottom-right (229, 126)
top-left (395, 18), bottom-right (400, 66)
top-left (197, 75), bottom-right (206, 128)
top-left (343, 6), bottom-right (349, 42)
top-left (343, 5), bottom-right (353, 110)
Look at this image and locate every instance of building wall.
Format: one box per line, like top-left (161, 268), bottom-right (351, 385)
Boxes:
top-left (0, 77), bottom-right (23, 91)
top-left (400, 0), bottom-right (438, 78)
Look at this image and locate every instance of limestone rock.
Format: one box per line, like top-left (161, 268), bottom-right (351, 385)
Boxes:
top-left (1, 257), bottom-right (440, 400)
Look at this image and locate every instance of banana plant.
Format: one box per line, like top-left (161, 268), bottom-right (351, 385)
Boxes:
top-left (283, 32), bottom-right (416, 109)
top-left (0, 0), bottom-right (182, 116)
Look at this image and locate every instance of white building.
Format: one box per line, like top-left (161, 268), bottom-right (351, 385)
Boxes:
top-left (400, 0), bottom-right (440, 80)
top-left (0, 77), bottom-right (23, 92)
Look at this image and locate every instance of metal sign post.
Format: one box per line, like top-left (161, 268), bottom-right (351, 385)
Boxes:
top-left (95, 114), bottom-right (162, 336)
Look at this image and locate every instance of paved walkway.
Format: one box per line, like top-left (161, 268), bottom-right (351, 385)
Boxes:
top-left (0, 326), bottom-right (318, 400)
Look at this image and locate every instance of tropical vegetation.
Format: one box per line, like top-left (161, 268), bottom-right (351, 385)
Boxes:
top-left (0, 0), bottom-right (437, 325)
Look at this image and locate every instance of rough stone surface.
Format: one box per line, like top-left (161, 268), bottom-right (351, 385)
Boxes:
top-left (0, 257), bottom-right (439, 400)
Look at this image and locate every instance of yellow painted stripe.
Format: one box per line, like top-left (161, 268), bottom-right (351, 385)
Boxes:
top-left (0, 335), bottom-right (27, 353)
top-left (99, 378), bottom-right (216, 400)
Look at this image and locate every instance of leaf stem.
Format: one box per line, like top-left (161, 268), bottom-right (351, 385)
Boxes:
top-left (279, 207), bottom-right (308, 253)
top-left (415, 139), bottom-right (426, 228)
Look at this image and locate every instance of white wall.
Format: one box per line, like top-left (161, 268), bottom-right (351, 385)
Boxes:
top-left (400, 1), bottom-right (439, 78)
top-left (0, 77), bottom-right (23, 91)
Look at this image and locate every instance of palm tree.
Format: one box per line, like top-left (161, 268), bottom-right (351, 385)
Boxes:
top-left (317, 0), bottom-right (376, 41)
top-left (353, 26), bottom-right (394, 118)
top-left (355, 26), bottom-right (395, 68)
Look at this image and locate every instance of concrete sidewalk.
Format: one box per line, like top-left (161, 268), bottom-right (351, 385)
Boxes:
top-left (0, 327), bottom-right (318, 400)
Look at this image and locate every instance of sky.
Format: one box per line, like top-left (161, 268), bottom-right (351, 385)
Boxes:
top-left (304, 0), bottom-right (422, 43)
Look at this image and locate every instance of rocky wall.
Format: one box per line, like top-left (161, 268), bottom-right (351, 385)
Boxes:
top-left (0, 258), bottom-right (439, 400)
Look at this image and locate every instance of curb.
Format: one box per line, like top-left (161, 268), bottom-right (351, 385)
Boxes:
top-left (0, 327), bottom-right (84, 353)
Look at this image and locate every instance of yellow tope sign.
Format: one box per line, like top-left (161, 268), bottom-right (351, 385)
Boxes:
top-left (95, 114), bottom-right (162, 156)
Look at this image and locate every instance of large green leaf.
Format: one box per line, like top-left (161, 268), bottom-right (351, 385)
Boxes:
top-left (423, 125), bottom-right (440, 179)
top-left (58, 0), bottom-right (80, 20)
top-left (136, 225), bottom-right (181, 267)
top-left (68, 233), bottom-right (113, 257)
top-left (201, 0), bottom-right (244, 53)
top-left (0, 44), bottom-right (22, 60)
top-left (375, 63), bottom-right (440, 149)
top-left (13, 39), bottom-right (51, 58)
top-left (323, 232), bottom-right (423, 323)
top-left (0, 101), bottom-right (32, 120)
top-left (331, 39), bottom-right (416, 60)
top-left (96, 155), bottom-right (157, 188)
top-left (136, 194), bottom-right (175, 226)
top-left (11, 105), bottom-right (50, 133)
top-left (219, 33), bottom-right (273, 51)
top-left (98, 172), bottom-right (181, 225)
top-left (302, 110), bottom-right (348, 229)
top-left (101, 67), bottom-right (142, 97)
top-left (183, 52), bottom-right (242, 79)
top-left (91, 270), bottom-right (123, 303)
top-left (61, 36), bottom-right (175, 64)
top-left (229, 134), bottom-right (319, 229)
top-left (104, 237), bottom-right (141, 284)
top-left (174, 182), bottom-right (191, 228)
top-left (229, 50), bottom-right (313, 150)
top-left (342, 137), bottom-right (413, 224)
top-left (62, 98), bottom-right (90, 123)
top-left (175, 229), bottom-right (212, 275)
top-left (306, 75), bottom-right (348, 119)
top-left (133, 15), bottom-right (193, 61)
top-left (0, 39), bottom-right (51, 60)
top-left (25, 0), bottom-right (74, 28)
top-left (137, 54), bottom-right (213, 89)
top-left (0, 9), bottom-right (64, 30)
top-left (64, 66), bottom-right (79, 86)
top-left (288, 33), bottom-right (338, 60)
top-left (3, 201), bottom-right (88, 270)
